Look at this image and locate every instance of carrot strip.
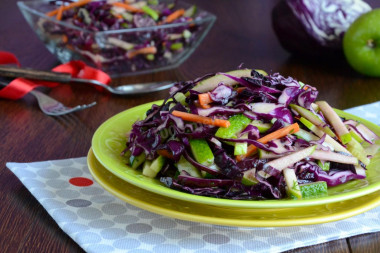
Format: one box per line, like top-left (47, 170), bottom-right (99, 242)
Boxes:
top-left (127, 46), bottom-right (157, 59)
top-left (56, 5), bottom-right (64, 20)
top-left (46, 0), bottom-right (92, 17)
top-left (198, 93), bottom-right (213, 107)
top-left (236, 87), bottom-right (247, 93)
top-left (236, 123), bottom-right (300, 161)
top-left (157, 150), bottom-right (174, 159)
top-left (111, 2), bottom-right (143, 13)
top-left (172, 110), bottom-right (230, 128)
top-left (165, 9), bottom-right (185, 23)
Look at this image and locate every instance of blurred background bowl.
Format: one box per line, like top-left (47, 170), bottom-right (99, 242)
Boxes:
top-left (17, 0), bottom-right (216, 77)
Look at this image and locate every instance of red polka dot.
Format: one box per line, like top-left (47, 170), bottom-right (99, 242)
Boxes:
top-left (69, 177), bottom-right (93, 187)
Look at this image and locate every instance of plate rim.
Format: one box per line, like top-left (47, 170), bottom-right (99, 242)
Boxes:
top-left (91, 100), bottom-right (380, 209)
top-left (88, 148), bottom-right (380, 227)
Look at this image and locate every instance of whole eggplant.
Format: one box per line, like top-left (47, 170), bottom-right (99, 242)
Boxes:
top-left (272, 0), bottom-right (371, 58)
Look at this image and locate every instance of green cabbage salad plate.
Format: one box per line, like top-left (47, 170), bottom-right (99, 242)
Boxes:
top-left (91, 69), bottom-right (380, 209)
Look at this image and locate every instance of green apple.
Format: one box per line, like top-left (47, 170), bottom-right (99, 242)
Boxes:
top-left (343, 9), bottom-right (380, 77)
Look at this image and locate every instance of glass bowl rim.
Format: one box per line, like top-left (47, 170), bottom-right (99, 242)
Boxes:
top-left (17, 0), bottom-right (217, 35)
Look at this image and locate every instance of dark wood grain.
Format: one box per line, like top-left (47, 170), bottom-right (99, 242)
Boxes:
top-left (1, 0), bottom-right (380, 252)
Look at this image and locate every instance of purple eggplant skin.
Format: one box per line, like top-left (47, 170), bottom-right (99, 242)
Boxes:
top-left (272, 0), bottom-right (371, 58)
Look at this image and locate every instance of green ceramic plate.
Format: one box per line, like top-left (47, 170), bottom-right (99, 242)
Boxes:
top-left (91, 100), bottom-right (380, 209)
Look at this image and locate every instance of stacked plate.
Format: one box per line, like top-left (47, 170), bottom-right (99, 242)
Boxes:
top-left (89, 101), bottom-right (380, 227)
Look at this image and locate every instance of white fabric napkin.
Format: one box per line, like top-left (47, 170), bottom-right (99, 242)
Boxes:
top-left (6, 101), bottom-right (380, 253)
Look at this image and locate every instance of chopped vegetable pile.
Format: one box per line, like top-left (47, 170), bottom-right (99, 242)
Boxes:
top-left (123, 69), bottom-right (380, 200)
top-left (39, 0), bottom-right (200, 72)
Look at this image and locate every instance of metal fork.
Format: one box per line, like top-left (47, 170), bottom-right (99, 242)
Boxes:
top-left (0, 66), bottom-right (175, 95)
top-left (0, 81), bottom-right (96, 116)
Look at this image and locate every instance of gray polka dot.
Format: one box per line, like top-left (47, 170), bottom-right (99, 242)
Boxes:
top-left (153, 244), bottom-right (181, 253)
top-left (90, 195), bottom-right (115, 204)
top-left (60, 167), bottom-right (83, 177)
top-left (313, 226), bottom-right (340, 235)
top-left (100, 228), bottom-right (127, 240)
top-left (102, 203), bottom-right (127, 215)
top-left (16, 168), bottom-right (36, 178)
top-left (46, 179), bottom-right (70, 189)
top-left (175, 219), bottom-right (196, 226)
top-left (31, 189), bottom-right (56, 199)
top-left (114, 214), bottom-right (139, 224)
top-left (29, 161), bottom-right (51, 168)
top-left (22, 179), bottom-right (46, 189)
top-left (194, 250), bottom-right (218, 253)
top-left (75, 232), bottom-right (102, 244)
top-left (218, 244), bottom-right (245, 253)
top-left (139, 233), bottom-right (166, 245)
top-left (37, 169), bottom-right (59, 179)
top-left (250, 229), bottom-right (274, 237)
top-left (80, 187), bottom-right (104, 196)
top-left (42, 199), bottom-right (66, 210)
top-left (189, 225), bottom-right (214, 234)
top-left (62, 223), bottom-right (89, 234)
top-left (268, 236), bottom-right (294, 245)
top-left (138, 210), bottom-right (161, 219)
top-left (53, 209), bottom-right (78, 222)
top-left (335, 221), bottom-right (362, 231)
top-left (75, 157), bottom-right (88, 165)
top-left (203, 234), bottom-right (230, 245)
top-left (126, 223), bottom-right (153, 234)
top-left (113, 238), bottom-right (140, 250)
top-left (178, 238), bottom-right (205, 249)
top-left (228, 231), bottom-right (254, 240)
top-left (128, 250), bottom-right (152, 253)
top-left (56, 189), bottom-right (81, 199)
top-left (77, 207), bottom-right (102, 220)
top-left (151, 218), bottom-right (177, 229)
top-left (66, 199), bottom-right (92, 208)
top-left (85, 244), bottom-right (114, 253)
top-left (89, 219), bottom-right (115, 229)
top-left (291, 231), bottom-right (318, 241)
top-left (164, 229), bottom-right (190, 239)
top-left (125, 203), bottom-right (142, 210)
top-left (51, 160), bottom-right (73, 167)
top-left (243, 240), bottom-right (271, 251)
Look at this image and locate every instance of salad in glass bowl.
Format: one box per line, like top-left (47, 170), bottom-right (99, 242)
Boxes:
top-left (18, 0), bottom-right (216, 77)
top-left (122, 69), bottom-right (380, 200)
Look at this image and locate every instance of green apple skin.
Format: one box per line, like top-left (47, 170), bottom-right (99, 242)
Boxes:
top-left (343, 9), bottom-right (380, 77)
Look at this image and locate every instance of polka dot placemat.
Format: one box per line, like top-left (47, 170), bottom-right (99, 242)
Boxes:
top-left (5, 101), bottom-right (380, 253)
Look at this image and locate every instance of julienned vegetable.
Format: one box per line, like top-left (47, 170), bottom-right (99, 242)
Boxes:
top-left (39, 0), bottom-right (200, 72)
top-left (123, 69), bottom-right (380, 200)
top-left (272, 0), bottom-right (371, 57)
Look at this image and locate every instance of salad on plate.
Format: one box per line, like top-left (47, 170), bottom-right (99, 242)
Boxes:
top-left (122, 69), bottom-right (380, 200)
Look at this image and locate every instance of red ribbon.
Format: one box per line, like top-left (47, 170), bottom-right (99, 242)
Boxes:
top-left (0, 51), bottom-right (111, 100)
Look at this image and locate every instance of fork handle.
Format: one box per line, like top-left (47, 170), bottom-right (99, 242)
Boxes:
top-left (0, 65), bottom-right (72, 83)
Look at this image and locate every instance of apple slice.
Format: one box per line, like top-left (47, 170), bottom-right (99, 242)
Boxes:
top-left (310, 150), bottom-right (358, 165)
top-left (192, 69), bottom-right (267, 93)
top-left (290, 104), bottom-right (336, 138)
top-left (316, 101), bottom-right (352, 144)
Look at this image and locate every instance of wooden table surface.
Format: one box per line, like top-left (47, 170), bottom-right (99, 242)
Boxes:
top-left (1, 0), bottom-right (380, 252)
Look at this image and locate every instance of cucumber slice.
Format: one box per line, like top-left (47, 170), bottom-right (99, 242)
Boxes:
top-left (176, 156), bottom-right (202, 178)
top-left (174, 92), bottom-right (187, 105)
top-left (317, 160), bottom-right (330, 171)
top-left (234, 141), bottom-right (248, 156)
top-left (215, 114), bottom-right (251, 139)
top-left (183, 5), bottom-right (197, 17)
top-left (250, 120), bottom-right (272, 133)
top-left (130, 153), bottom-right (146, 169)
top-left (346, 138), bottom-right (371, 166)
top-left (293, 128), bottom-right (319, 142)
top-left (189, 139), bottom-right (214, 166)
top-left (241, 169), bottom-right (258, 186)
top-left (192, 69), bottom-right (267, 93)
top-left (142, 155), bottom-right (166, 178)
top-left (299, 181), bottom-right (328, 199)
top-left (284, 168), bottom-right (302, 199)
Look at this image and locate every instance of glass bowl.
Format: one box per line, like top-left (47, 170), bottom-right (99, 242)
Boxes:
top-left (17, 0), bottom-right (216, 77)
